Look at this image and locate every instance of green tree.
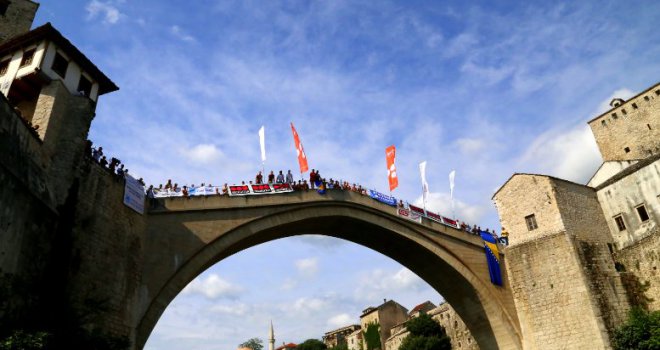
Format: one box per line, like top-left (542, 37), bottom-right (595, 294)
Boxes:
top-left (239, 337), bottom-right (264, 350)
top-left (613, 307), bottom-right (660, 350)
top-left (297, 338), bottom-right (327, 350)
top-left (0, 330), bottom-right (49, 350)
top-left (362, 322), bottom-right (381, 350)
top-left (399, 313), bottom-right (451, 350)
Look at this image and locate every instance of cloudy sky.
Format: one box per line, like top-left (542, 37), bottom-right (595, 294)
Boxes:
top-left (35, 0), bottom-right (660, 348)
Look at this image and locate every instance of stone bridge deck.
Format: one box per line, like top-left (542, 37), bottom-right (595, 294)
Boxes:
top-left (138, 190), bottom-right (521, 349)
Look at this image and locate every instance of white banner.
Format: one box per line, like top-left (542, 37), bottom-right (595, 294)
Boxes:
top-left (419, 161), bottom-right (429, 208)
top-left (123, 175), bottom-right (145, 214)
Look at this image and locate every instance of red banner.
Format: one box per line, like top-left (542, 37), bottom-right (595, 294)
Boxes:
top-left (409, 204), bottom-right (425, 215)
top-left (291, 123), bottom-right (309, 173)
top-left (386, 145), bottom-right (398, 191)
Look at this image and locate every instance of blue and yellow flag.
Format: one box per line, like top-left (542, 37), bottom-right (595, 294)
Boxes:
top-left (315, 179), bottom-right (326, 194)
top-left (480, 231), bottom-right (502, 286)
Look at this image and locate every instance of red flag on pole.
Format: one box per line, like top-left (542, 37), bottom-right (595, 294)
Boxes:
top-left (291, 122), bottom-right (309, 173)
top-left (386, 145), bottom-right (398, 191)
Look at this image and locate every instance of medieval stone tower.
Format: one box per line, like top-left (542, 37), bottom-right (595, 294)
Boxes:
top-left (0, 0), bottom-right (39, 44)
top-left (493, 82), bottom-right (660, 349)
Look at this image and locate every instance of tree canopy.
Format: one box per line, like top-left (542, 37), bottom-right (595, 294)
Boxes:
top-left (239, 338), bottom-right (264, 350)
top-left (399, 313), bottom-right (451, 350)
top-left (613, 308), bottom-right (660, 350)
top-left (296, 338), bottom-right (327, 350)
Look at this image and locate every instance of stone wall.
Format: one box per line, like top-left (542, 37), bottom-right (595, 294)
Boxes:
top-left (431, 303), bottom-right (478, 350)
top-left (493, 175), bottom-right (564, 246)
top-left (614, 230), bottom-right (660, 311)
top-left (553, 178), bottom-right (611, 243)
top-left (65, 162), bottom-right (146, 343)
top-left (0, 0), bottom-right (39, 44)
top-left (505, 232), bottom-right (612, 349)
top-left (588, 83), bottom-right (660, 161)
top-left (0, 89), bottom-right (58, 326)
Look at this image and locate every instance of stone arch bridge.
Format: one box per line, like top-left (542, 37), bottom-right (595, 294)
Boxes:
top-left (135, 190), bottom-right (521, 349)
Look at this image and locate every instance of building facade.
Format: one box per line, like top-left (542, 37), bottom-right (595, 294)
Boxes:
top-left (359, 300), bottom-right (408, 350)
top-left (384, 302), bottom-right (478, 350)
top-left (493, 82), bottom-right (660, 348)
top-left (323, 324), bottom-right (361, 348)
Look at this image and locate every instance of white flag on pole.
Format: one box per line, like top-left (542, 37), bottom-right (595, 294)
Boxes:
top-left (258, 126), bottom-right (266, 162)
top-left (449, 170), bottom-right (456, 199)
top-left (419, 161), bottom-right (429, 208)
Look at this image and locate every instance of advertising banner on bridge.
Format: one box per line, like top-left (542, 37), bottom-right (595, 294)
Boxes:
top-left (123, 175), bottom-right (145, 214)
top-left (153, 188), bottom-right (183, 198)
top-left (369, 189), bottom-right (397, 206)
top-left (189, 186), bottom-right (219, 196)
top-left (396, 208), bottom-right (422, 223)
top-left (227, 183), bottom-right (294, 196)
top-left (409, 204), bottom-right (426, 216)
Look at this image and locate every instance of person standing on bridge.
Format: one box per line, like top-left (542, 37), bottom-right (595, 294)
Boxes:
top-left (309, 169), bottom-right (316, 189)
top-left (276, 170), bottom-right (285, 183)
top-left (286, 170), bottom-right (294, 184)
top-left (256, 171), bottom-right (263, 184)
top-left (268, 171), bottom-right (275, 184)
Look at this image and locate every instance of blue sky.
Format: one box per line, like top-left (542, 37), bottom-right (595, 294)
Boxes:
top-left (35, 0), bottom-right (660, 348)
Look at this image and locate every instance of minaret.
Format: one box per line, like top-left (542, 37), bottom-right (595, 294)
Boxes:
top-left (268, 320), bottom-right (275, 350)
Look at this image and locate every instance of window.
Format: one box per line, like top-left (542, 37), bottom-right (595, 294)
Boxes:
top-left (0, 59), bottom-right (9, 76)
top-left (656, 89), bottom-right (660, 96)
top-left (601, 120), bottom-right (607, 126)
top-left (636, 205), bottom-right (650, 222)
top-left (77, 74), bottom-right (92, 97)
top-left (614, 215), bottom-right (626, 231)
top-left (0, 0), bottom-right (9, 16)
top-left (51, 51), bottom-right (68, 78)
top-left (622, 109), bottom-right (627, 115)
top-left (20, 48), bottom-right (35, 67)
top-left (632, 103), bottom-right (638, 109)
top-left (611, 112), bottom-right (618, 119)
top-left (644, 96), bottom-right (650, 101)
top-left (648, 124), bottom-right (652, 130)
top-left (624, 147), bottom-right (631, 153)
top-left (525, 214), bottom-right (538, 231)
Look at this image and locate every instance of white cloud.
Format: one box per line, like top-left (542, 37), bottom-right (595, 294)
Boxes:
top-left (279, 278), bottom-right (297, 291)
top-left (295, 257), bottom-right (319, 278)
top-left (354, 268), bottom-right (424, 302)
top-left (85, 0), bottom-right (121, 24)
top-left (454, 138), bottom-right (486, 155)
top-left (182, 274), bottom-right (243, 299)
top-left (595, 88), bottom-right (635, 114)
top-left (519, 124), bottom-right (602, 184)
top-left (327, 313), bottom-right (353, 329)
top-left (182, 144), bottom-right (222, 164)
top-left (210, 303), bottom-right (249, 316)
top-left (292, 297), bottom-right (328, 313)
top-left (414, 192), bottom-right (486, 225)
top-left (171, 25), bottom-right (197, 43)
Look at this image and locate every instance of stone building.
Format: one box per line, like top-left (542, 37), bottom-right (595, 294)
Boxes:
top-left (346, 329), bottom-right (362, 350)
top-left (359, 299), bottom-right (408, 350)
top-left (322, 324), bottom-right (361, 348)
top-left (384, 301), bottom-right (477, 350)
top-left (493, 82), bottom-right (660, 349)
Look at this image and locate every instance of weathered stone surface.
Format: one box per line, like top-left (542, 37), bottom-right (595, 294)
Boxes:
top-left (588, 83), bottom-right (660, 161)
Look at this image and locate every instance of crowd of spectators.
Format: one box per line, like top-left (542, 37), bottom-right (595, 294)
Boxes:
top-left (87, 141), bottom-right (145, 186)
top-left (82, 141), bottom-right (508, 246)
top-left (147, 167), bottom-right (507, 245)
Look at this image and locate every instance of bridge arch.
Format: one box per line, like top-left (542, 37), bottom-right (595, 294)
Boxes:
top-left (136, 192), bottom-right (521, 349)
